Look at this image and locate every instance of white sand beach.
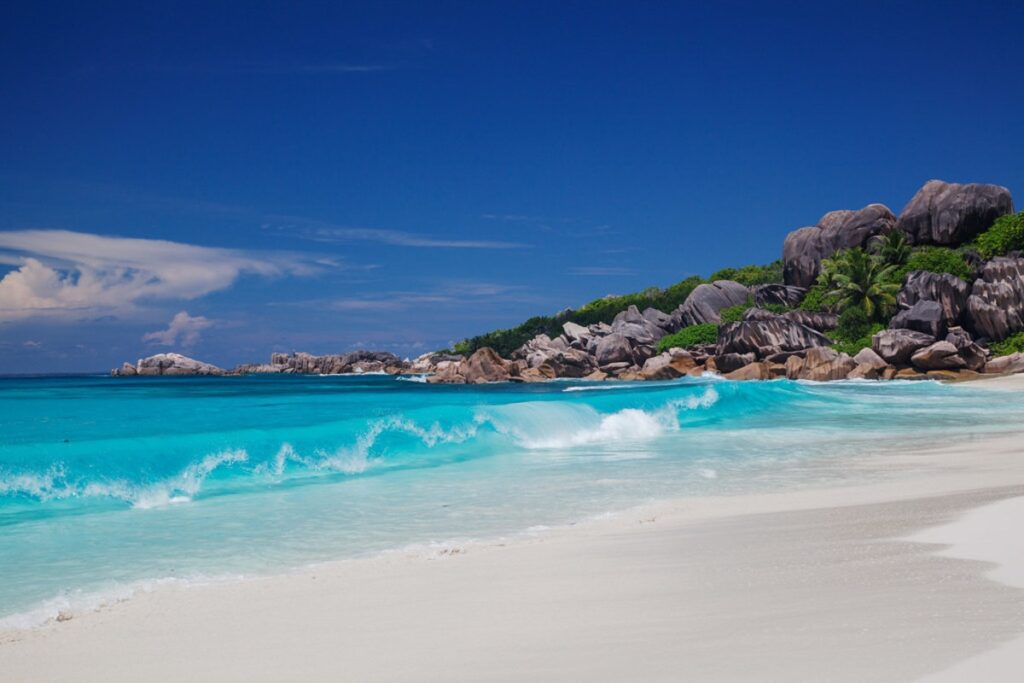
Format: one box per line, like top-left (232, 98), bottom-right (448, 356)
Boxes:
top-left (2, 376), bottom-right (1024, 682)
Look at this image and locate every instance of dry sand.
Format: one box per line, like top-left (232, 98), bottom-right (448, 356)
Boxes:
top-left (3, 375), bottom-right (1024, 682)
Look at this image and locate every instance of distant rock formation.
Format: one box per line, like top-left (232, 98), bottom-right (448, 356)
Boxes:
top-left (113, 353), bottom-right (224, 376)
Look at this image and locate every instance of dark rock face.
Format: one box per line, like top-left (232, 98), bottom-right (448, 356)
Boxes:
top-left (872, 329), bottom-right (936, 366)
top-left (896, 180), bottom-right (1014, 245)
top-left (714, 352), bottom-right (756, 374)
top-left (965, 256), bottom-right (1024, 341)
top-left (799, 347), bottom-right (858, 381)
top-left (910, 341), bottom-right (966, 371)
top-left (641, 307), bottom-right (675, 333)
top-left (890, 300), bottom-right (948, 338)
top-left (783, 204), bottom-right (896, 288)
top-left (611, 305), bottom-right (666, 345)
top-left (674, 280), bottom-right (750, 326)
top-left (717, 315), bottom-right (832, 357)
top-left (752, 284), bottom-right (806, 308)
top-left (896, 271), bottom-right (969, 329)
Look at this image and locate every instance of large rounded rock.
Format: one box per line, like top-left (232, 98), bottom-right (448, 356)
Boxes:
top-left (965, 256), bottom-right (1024, 341)
top-left (460, 347), bottom-right (514, 383)
top-left (896, 180), bottom-right (1013, 246)
top-left (910, 341), bottom-right (966, 371)
top-left (782, 204), bottom-right (896, 288)
top-left (890, 300), bottom-right (948, 338)
top-left (611, 305), bottom-right (665, 345)
top-left (674, 280), bottom-right (750, 326)
top-left (595, 333), bottom-right (635, 367)
top-left (135, 353), bottom-right (224, 376)
top-left (872, 329), bottom-right (936, 366)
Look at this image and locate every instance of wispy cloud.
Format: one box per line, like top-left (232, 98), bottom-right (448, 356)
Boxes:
top-left (267, 219), bottom-right (530, 250)
top-left (279, 281), bottom-right (532, 312)
top-left (570, 266), bottom-right (636, 276)
top-left (143, 311), bottom-right (214, 348)
top-left (0, 230), bottom-right (329, 322)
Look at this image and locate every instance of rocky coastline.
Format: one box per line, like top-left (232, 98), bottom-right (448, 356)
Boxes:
top-left (114, 179), bottom-right (1024, 385)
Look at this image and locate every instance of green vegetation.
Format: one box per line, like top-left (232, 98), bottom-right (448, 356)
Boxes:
top-left (828, 248), bottom-right (899, 321)
top-left (829, 307), bottom-right (884, 355)
top-left (974, 211), bottom-right (1024, 259)
top-left (870, 231), bottom-right (911, 267)
top-left (719, 301), bottom-right (752, 324)
top-left (656, 323), bottom-right (718, 353)
top-left (709, 260), bottom-right (784, 287)
top-left (990, 331), bottom-right (1024, 357)
top-left (888, 246), bottom-right (973, 283)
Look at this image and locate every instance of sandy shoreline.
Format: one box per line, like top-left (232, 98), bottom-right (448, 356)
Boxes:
top-left (2, 376), bottom-right (1024, 681)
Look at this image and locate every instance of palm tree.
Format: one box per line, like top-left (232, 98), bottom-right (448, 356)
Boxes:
top-left (869, 230), bottom-right (911, 267)
top-left (828, 248), bottom-right (900, 321)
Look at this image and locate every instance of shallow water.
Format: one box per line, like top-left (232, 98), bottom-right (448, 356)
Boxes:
top-left (2, 373), bottom-right (1022, 626)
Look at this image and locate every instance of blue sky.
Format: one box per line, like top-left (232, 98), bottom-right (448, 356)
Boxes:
top-left (1, 1), bottom-right (1022, 373)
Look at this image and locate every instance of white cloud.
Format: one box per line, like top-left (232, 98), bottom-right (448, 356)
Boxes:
top-left (0, 230), bottom-right (325, 322)
top-left (143, 311), bottom-right (214, 348)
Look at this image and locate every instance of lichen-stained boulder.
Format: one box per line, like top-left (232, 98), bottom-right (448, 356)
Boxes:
top-left (910, 341), bottom-right (966, 371)
top-left (752, 284), bottom-right (806, 308)
top-left (674, 280), bottom-right (750, 327)
top-left (896, 271), bottom-right (970, 329)
top-left (890, 300), bottom-right (948, 338)
top-left (896, 179), bottom-right (1014, 246)
top-left (871, 329), bottom-right (936, 366)
top-left (783, 204), bottom-right (896, 288)
top-left (965, 256), bottom-right (1024, 341)
top-left (717, 315), bottom-right (831, 357)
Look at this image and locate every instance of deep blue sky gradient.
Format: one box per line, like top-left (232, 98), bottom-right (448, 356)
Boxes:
top-left (2, 1), bottom-right (1022, 372)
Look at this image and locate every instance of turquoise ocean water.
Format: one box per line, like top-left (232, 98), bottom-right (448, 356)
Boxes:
top-left (2, 373), bottom-right (1023, 627)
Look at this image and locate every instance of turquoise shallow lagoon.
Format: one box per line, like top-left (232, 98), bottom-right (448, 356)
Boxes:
top-left (2, 374), bottom-right (1023, 626)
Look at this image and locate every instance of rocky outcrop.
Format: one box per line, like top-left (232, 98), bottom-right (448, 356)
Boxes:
top-left (717, 313), bottom-right (831, 357)
top-left (782, 310), bottom-right (838, 332)
top-left (984, 352), bottom-right (1024, 375)
top-left (262, 350), bottom-right (405, 375)
top-left (674, 281), bottom-right (750, 326)
top-left (890, 300), bottom-right (947, 338)
top-left (853, 347), bottom-right (888, 370)
top-left (965, 256), bottom-right (1024, 341)
top-left (782, 347), bottom-right (857, 381)
top-left (611, 305), bottom-right (666, 345)
top-left (114, 353), bottom-right (225, 376)
top-left (752, 284), bottom-right (806, 308)
top-left (783, 204), bottom-right (896, 288)
top-left (896, 180), bottom-right (1013, 246)
top-left (910, 341), bottom-right (965, 371)
top-left (426, 347), bottom-right (517, 384)
top-left (944, 327), bottom-right (988, 372)
top-left (872, 329), bottom-right (936, 366)
top-left (896, 270), bottom-right (969, 330)
top-left (594, 333), bottom-right (636, 367)
top-left (639, 349), bottom-right (696, 380)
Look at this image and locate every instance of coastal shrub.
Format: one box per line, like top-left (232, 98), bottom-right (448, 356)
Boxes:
top-left (799, 279), bottom-right (837, 313)
top-left (870, 230), bottom-right (911, 267)
top-left (718, 300), bottom-right (754, 324)
top-left (888, 246), bottom-right (973, 283)
top-left (990, 331), bottom-right (1024, 357)
top-left (830, 323), bottom-right (885, 356)
top-left (709, 260), bottom-right (784, 286)
top-left (835, 307), bottom-right (871, 342)
top-left (974, 211), bottom-right (1024, 259)
top-left (656, 323), bottom-right (718, 352)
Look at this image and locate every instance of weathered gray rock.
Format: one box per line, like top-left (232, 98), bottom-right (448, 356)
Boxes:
top-left (129, 353), bottom-right (224, 376)
top-left (965, 256), bottom-right (1024, 341)
top-left (561, 321), bottom-right (591, 345)
top-left (595, 333), bottom-right (635, 367)
top-left (896, 179), bottom-right (1014, 246)
top-left (674, 281), bottom-right (750, 326)
top-left (611, 305), bottom-right (665, 345)
top-left (752, 284), bottom-right (806, 308)
top-left (717, 315), bottom-right (832, 356)
top-left (853, 347), bottom-right (888, 370)
top-left (872, 329), bottom-right (936, 366)
top-left (641, 307), bottom-right (675, 333)
top-left (797, 347), bottom-right (858, 381)
top-left (782, 310), bottom-right (838, 332)
top-left (896, 271), bottom-right (970, 328)
top-left (265, 350), bottom-right (405, 375)
top-left (514, 333), bottom-right (596, 378)
top-left (910, 341), bottom-right (966, 371)
top-left (783, 204), bottom-right (896, 288)
top-left (115, 362), bottom-right (137, 377)
top-left (945, 327), bottom-right (988, 372)
top-left (890, 300), bottom-right (948, 338)
top-left (983, 352), bottom-right (1024, 375)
